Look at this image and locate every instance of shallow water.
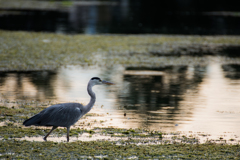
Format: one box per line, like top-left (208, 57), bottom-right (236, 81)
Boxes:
top-left (1, 56), bottom-right (240, 142)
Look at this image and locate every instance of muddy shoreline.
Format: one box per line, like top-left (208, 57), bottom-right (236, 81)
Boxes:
top-left (1, 30), bottom-right (240, 159)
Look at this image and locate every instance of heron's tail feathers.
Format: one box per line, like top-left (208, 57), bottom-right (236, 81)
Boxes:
top-left (23, 114), bottom-right (41, 126)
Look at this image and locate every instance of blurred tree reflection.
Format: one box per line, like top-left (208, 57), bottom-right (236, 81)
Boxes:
top-left (118, 65), bottom-right (207, 113)
top-left (0, 71), bottom-right (57, 101)
top-left (222, 64), bottom-right (240, 80)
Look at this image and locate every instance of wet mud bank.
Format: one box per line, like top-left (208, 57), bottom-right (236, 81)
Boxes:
top-left (1, 30), bottom-right (240, 71)
top-left (1, 31), bottom-right (240, 159)
top-left (149, 43), bottom-right (240, 56)
top-left (1, 104), bottom-right (240, 159)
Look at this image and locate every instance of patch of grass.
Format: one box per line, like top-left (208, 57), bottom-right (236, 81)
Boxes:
top-left (0, 105), bottom-right (47, 123)
top-left (1, 30), bottom-right (240, 71)
top-left (0, 139), bottom-right (239, 159)
top-left (0, 105), bottom-right (239, 159)
top-left (0, 0), bottom-right (64, 10)
top-left (61, 1), bottom-right (73, 7)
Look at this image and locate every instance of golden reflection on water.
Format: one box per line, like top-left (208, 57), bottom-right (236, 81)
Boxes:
top-left (1, 61), bottom-right (240, 140)
top-left (179, 62), bottom-right (240, 135)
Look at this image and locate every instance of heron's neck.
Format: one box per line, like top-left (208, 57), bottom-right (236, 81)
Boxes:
top-left (84, 83), bottom-right (96, 114)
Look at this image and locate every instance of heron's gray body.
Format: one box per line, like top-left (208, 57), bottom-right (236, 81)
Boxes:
top-left (23, 77), bottom-right (113, 142)
top-left (23, 103), bottom-right (84, 127)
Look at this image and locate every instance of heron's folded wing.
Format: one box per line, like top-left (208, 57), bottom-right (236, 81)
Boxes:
top-left (39, 103), bottom-right (83, 127)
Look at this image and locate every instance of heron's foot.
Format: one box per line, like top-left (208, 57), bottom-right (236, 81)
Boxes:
top-left (43, 137), bottom-right (47, 141)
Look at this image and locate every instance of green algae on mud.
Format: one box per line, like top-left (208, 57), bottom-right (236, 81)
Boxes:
top-left (0, 105), bottom-right (47, 123)
top-left (1, 30), bottom-right (240, 71)
top-left (0, 105), bottom-right (240, 159)
top-left (0, 139), bottom-right (239, 159)
top-left (0, 0), bottom-right (70, 11)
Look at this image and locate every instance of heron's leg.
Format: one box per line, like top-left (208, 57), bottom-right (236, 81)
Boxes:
top-left (43, 126), bottom-right (58, 141)
top-left (66, 127), bottom-right (70, 142)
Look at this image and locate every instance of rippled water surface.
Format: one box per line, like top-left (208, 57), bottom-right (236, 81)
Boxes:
top-left (1, 57), bottom-right (240, 140)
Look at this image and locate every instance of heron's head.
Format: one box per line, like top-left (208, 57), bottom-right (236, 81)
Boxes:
top-left (90, 77), bottom-right (114, 86)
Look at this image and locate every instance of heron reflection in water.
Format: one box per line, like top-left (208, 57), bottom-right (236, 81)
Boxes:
top-left (23, 77), bottom-right (114, 142)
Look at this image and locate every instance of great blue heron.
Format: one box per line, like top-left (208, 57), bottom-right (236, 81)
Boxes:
top-left (23, 77), bottom-right (114, 142)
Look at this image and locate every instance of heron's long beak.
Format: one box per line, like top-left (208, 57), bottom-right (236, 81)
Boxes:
top-left (102, 80), bottom-right (114, 85)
